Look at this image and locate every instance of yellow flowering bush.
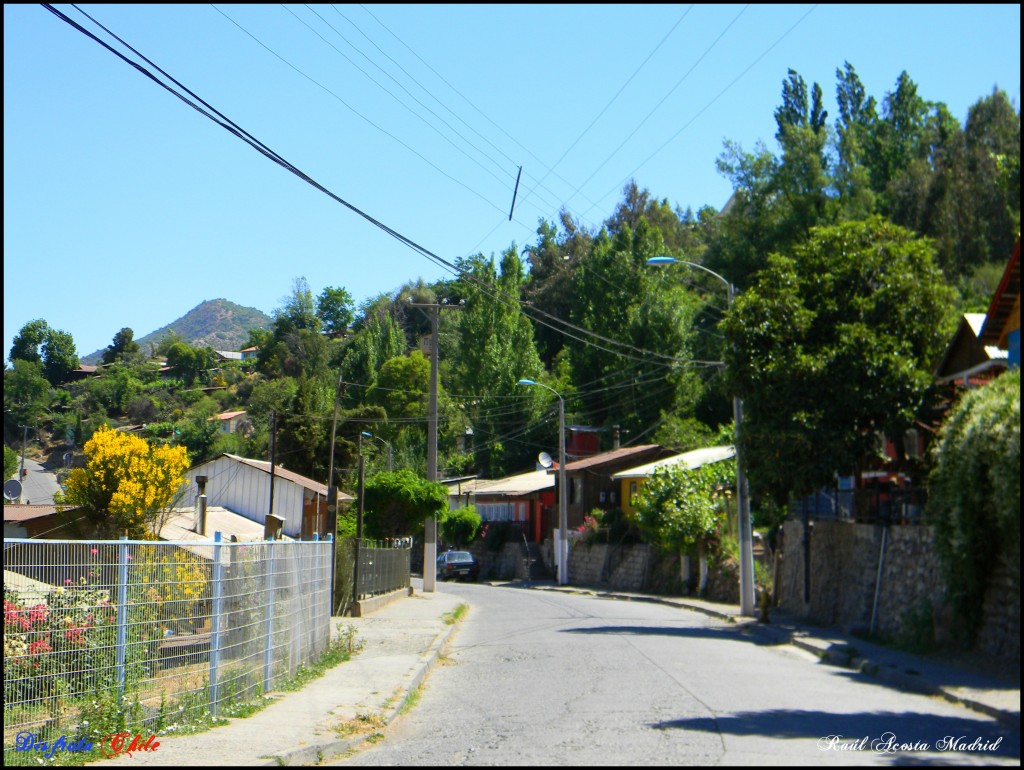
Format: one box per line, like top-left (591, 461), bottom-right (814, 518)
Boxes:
top-left (65, 426), bottom-right (190, 538)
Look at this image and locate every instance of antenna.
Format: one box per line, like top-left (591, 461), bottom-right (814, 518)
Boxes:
top-left (538, 451), bottom-right (553, 469)
top-left (4, 478), bottom-right (24, 503)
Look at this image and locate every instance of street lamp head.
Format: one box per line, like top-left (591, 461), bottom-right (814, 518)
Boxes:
top-left (646, 256), bottom-right (677, 266)
top-left (517, 378), bottom-right (537, 386)
top-left (360, 431), bottom-right (372, 438)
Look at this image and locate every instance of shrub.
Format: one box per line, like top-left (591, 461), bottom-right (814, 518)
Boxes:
top-left (927, 370), bottom-right (1020, 643)
top-left (441, 506), bottom-right (481, 547)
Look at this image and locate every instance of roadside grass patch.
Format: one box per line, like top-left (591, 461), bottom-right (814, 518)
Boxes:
top-left (442, 604), bottom-right (468, 625)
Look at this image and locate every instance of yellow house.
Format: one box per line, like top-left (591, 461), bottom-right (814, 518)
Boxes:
top-left (612, 445), bottom-right (736, 516)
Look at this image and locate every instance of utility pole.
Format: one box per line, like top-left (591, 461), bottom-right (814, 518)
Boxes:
top-left (19, 424), bottom-right (28, 504)
top-left (327, 377), bottom-right (345, 613)
top-left (408, 297), bottom-right (464, 592)
top-left (268, 410), bottom-right (277, 520)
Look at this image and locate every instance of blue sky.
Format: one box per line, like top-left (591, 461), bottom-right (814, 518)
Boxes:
top-left (4, 4), bottom-right (1020, 361)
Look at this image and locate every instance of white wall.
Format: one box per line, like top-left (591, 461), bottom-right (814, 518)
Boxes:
top-left (182, 457), bottom-right (304, 537)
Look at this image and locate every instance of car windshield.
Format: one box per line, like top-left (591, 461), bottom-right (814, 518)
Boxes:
top-left (447, 551), bottom-right (472, 562)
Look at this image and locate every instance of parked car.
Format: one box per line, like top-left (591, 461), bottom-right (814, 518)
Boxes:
top-left (436, 550), bottom-right (480, 582)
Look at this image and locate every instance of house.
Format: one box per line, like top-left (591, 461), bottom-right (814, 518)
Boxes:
top-left (933, 313), bottom-right (1008, 388)
top-left (559, 444), bottom-right (676, 529)
top-left (208, 410), bottom-right (249, 435)
top-left (611, 445), bottom-right (736, 517)
top-left (239, 346), bottom-right (260, 361)
top-left (979, 239), bottom-right (1020, 370)
top-left (181, 454), bottom-right (353, 540)
top-left (215, 350), bottom-right (244, 363)
top-left (446, 469), bottom-right (555, 543)
top-left (3, 504), bottom-right (80, 539)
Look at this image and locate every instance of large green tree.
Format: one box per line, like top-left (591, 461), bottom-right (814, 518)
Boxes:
top-left (9, 319), bottom-right (50, 365)
top-left (102, 327), bottom-right (142, 365)
top-left (316, 285), bottom-right (355, 335)
top-left (722, 217), bottom-right (956, 504)
top-left (449, 246), bottom-right (545, 477)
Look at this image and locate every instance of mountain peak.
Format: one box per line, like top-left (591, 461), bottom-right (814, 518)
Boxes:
top-left (81, 299), bottom-right (272, 363)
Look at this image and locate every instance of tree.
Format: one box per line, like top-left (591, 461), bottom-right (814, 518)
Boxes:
top-left (338, 303), bottom-right (409, 396)
top-left (928, 370), bottom-right (1019, 644)
top-left (64, 425), bottom-right (190, 538)
top-left (317, 286), bottom-right (355, 334)
top-left (722, 217), bottom-right (956, 505)
top-left (9, 319), bottom-right (50, 364)
top-left (4, 359), bottom-right (52, 427)
top-left (102, 327), bottom-right (141, 365)
top-left (165, 342), bottom-right (214, 385)
top-left (41, 328), bottom-right (79, 386)
top-left (360, 469), bottom-right (448, 540)
top-left (4, 444), bottom-right (19, 481)
top-left (449, 246), bottom-right (545, 476)
top-left (632, 458), bottom-right (736, 594)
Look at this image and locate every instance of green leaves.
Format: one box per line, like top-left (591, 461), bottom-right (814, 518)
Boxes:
top-left (723, 217), bottom-right (956, 503)
top-left (633, 459), bottom-right (736, 553)
top-left (928, 370), bottom-right (1020, 640)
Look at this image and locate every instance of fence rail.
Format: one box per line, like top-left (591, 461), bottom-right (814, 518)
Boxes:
top-left (3, 535), bottom-right (331, 765)
top-left (789, 487), bottom-right (927, 525)
top-left (354, 539), bottom-right (411, 601)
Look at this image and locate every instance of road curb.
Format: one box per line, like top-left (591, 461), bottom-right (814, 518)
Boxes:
top-left (266, 604), bottom-right (465, 766)
top-left (528, 584), bottom-right (1020, 729)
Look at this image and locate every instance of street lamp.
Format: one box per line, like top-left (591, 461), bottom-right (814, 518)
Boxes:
top-left (646, 256), bottom-right (755, 617)
top-left (360, 431), bottom-right (394, 472)
top-left (517, 378), bottom-right (568, 586)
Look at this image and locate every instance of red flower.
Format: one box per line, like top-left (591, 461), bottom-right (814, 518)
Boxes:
top-left (28, 638), bottom-right (52, 655)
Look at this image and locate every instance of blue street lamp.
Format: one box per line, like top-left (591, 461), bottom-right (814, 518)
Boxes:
top-left (646, 256), bottom-right (755, 617)
top-left (360, 431), bottom-right (393, 471)
top-left (518, 378), bottom-right (568, 585)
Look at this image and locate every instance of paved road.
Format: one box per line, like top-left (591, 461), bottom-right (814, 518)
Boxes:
top-left (8, 457), bottom-right (62, 505)
top-left (332, 581), bottom-right (1018, 766)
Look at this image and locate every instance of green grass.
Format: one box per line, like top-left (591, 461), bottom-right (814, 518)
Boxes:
top-left (442, 603), bottom-right (468, 625)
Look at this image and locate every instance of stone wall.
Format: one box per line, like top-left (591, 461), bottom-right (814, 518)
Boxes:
top-left (567, 542), bottom-right (655, 590)
top-left (776, 519), bottom-right (1019, 661)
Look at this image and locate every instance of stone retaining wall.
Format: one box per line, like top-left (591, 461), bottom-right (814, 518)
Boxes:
top-left (776, 519), bottom-right (1019, 661)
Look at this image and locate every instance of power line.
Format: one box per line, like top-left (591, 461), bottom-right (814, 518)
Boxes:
top-left (48, 4), bottom-right (716, 372)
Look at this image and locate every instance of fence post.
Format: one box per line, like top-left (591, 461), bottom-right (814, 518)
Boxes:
top-left (209, 532), bottom-right (224, 716)
top-left (263, 538), bottom-right (275, 693)
top-left (116, 535), bottom-right (129, 704)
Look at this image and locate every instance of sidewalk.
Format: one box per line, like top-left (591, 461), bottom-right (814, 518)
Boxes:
top-left (101, 586), bottom-right (465, 766)
top-left (97, 579), bottom-right (1018, 767)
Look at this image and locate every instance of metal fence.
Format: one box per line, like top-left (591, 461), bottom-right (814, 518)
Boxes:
top-left (3, 535), bottom-right (331, 764)
top-left (354, 538), bottom-right (411, 601)
top-left (789, 487), bottom-right (927, 525)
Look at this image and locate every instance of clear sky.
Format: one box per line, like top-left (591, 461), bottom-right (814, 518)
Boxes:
top-left (4, 4), bottom-right (1020, 361)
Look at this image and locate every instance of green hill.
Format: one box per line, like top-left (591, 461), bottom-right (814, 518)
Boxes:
top-left (82, 299), bottom-right (273, 363)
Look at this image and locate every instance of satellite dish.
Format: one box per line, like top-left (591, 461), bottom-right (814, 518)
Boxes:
top-left (4, 478), bottom-right (23, 502)
top-left (538, 451), bottom-right (553, 469)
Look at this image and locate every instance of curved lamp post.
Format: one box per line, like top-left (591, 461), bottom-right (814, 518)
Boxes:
top-left (646, 256), bottom-right (755, 617)
top-left (517, 378), bottom-right (568, 585)
top-left (360, 431), bottom-right (394, 472)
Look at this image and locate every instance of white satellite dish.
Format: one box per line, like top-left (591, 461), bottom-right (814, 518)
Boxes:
top-left (4, 478), bottom-right (23, 502)
top-left (538, 451), bottom-right (553, 469)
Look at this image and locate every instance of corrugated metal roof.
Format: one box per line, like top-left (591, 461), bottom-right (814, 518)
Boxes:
top-left (160, 506), bottom-right (289, 543)
top-left (561, 444), bottom-right (666, 472)
top-left (452, 469), bottom-right (554, 497)
top-left (612, 445), bottom-right (736, 480)
top-left (3, 504), bottom-right (70, 523)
